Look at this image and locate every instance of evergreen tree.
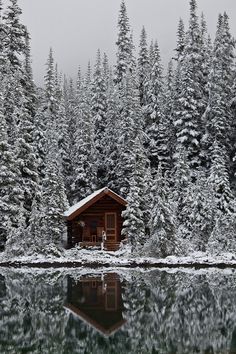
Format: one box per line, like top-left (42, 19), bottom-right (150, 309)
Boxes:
top-left (102, 52), bottom-right (110, 91)
top-left (115, 68), bottom-right (143, 197)
top-left (44, 48), bottom-right (56, 112)
top-left (71, 77), bottom-right (96, 202)
top-left (181, 172), bottom-right (214, 252)
top-left (26, 190), bottom-right (46, 255)
top-left (16, 100), bottom-right (38, 223)
top-left (35, 48), bottom-right (58, 182)
top-left (145, 41), bottom-right (164, 172)
top-left (209, 141), bottom-right (234, 215)
top-left (2, 0), bottom-right (27, 143)
top-left (54, 69), bottom-right (73, 199)
top-left (160, 60), bottom-right (175, 174)
top-left (23, 30), bottom-right (37, 118)
top-left (147, 167), bottom-right (178, 258)
top-left (174, 0), bottom-right (202, 170)
top-left (206, 14), bottom-right (235, 174)
top-left (174, 147), bottom-right (192, 244)
top-left (3, 0), bottom-right (26, 71)
top-left (92, 49), bottom-right (108, 187)
top-left (138, 26), bottom-right (149, 106)
top-left (5, 204), bottom-right (26, 257)
top-left (0, 0), bottom-right (6, 73)
top-left (33, 91), bottom-right (48, 181)
top-left (175, 18), bottom-right (185, 60)
top-left (0, 89), bottom-right (22, 249)
top-left (104, 82), bottom-right (121, 192)
top-left (122, 137), bottom-right (150, 252)
top-left (115, 0), bottom-right (132, 85)
top-left (40, 120), bottom-right (68, 253)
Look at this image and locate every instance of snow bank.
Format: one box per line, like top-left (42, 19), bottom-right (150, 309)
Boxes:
top-left (0, 247), bottom-right (236, 268)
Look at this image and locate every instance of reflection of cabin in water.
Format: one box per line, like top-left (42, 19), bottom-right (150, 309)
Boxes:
top-left (65, 274), bottom-right (125, 336)
top-left (64, 187), bottom-right (127, 251)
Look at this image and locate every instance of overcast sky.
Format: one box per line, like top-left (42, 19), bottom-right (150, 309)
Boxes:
top-left (17, 0), bottom-right (236, 86)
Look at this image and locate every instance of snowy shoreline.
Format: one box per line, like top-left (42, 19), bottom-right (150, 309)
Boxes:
top-left (0, 249), bottom-right (236, 269)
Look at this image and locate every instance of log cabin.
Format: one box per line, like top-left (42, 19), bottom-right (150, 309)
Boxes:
top-left (64, 187), bottom-right (127, 251)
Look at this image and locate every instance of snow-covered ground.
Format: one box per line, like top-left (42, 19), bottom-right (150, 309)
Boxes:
top-left (0, 246), bottom-right (236, 268)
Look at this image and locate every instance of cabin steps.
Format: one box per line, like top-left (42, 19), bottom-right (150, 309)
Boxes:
top-left (104, 242), bottom-right (120, 252)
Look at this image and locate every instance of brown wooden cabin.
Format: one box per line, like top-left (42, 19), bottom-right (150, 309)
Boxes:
top-left (64, 187), bottom-right (127, 251)
top-left (64, 273), bottom-right (126, 336)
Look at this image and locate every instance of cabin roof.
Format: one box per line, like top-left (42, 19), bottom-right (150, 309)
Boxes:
top-left (64, 304), bottom-right (126, 337)
top-left (64, 187), bottom-right (127, 220)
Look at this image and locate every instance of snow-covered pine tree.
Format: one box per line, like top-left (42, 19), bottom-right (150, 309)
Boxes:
top-left (115, 0), bottom-right (132, 85)
top-left (174, 0), bottom-right (202, 171)
top-left (147, 166), bottom-right (178, 258)
top-left (54, 68), bottom-right (73, 200)
top-left (199, 14), bottom-right (213, 168)
top-left (0, 0), bottom-right (6, 71)
top-left (115, 67), bottom-right (144, 197)
top-left (175, 18), bottom-right (185, 60)
top-left (91, 49), bottom-right (108, 188)
top-left (103, 80), bottom-right (121, 192)
top-left (63, 74), bottom-right (77, 152)
top-left (145, 41), bottom-right (164, 173)
top-left (23, 29), bottom-right (37, 118)
top-left (207, 212), bottom-right (236, 255)
top-left (16, 98), bottom-right (38, 224)
top-left (181, 171), bottom-right (214, 252)
top-left (3, 0), bottom-right (26, 71)
top-left (173, 147), bottom-right (192, 247)
top-left (14, 29), bottom-right (38, 224)
top-left (0, 88), bottom-right (22, 250)
top-left (122, 136), bottom-right (151, 252)
top-left (172, 19), bottom-right (185, 144)
top-left (33, 91), bottom-right (48, 181)
top-left (40, 119), bottom-right (68, 254)
top-left (156, 115), bottom-right (172, 176)
top-left (5, 204), bottom-right (26, 257)
top-left (26, 189), bottom-right (46, 255)
top-left (199, 13), bottom-right (211, 109)
top-left (71, 74), bottom-right (96, 203)
top-left (160, 60), bottom-right (175, 175)
top-left (138, 26), bottom-right (150, 107)
top-left (206, 14), bottom-right (236, 182)
top-left (34, 48), bottom-right (57, 182)
top-left (207, 141), bottom-right (236, 256)
top-left (102, 52), bottom-right (110, 91)
top-left (209, 140), bottom-right (234, 215)
top-left (44, 48), bottom-right (56, 112)
top-left (3, 0), bottom-right (26, 144)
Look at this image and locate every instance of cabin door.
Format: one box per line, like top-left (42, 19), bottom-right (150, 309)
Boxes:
top-left (105, 213), bottom-right (117, 242)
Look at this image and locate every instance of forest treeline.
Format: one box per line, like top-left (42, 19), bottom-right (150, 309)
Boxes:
top-left (0, 0), bottom-right (236, 257)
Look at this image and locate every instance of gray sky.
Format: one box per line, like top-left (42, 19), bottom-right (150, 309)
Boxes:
top-left (17, 0), bottom-right (236, 86)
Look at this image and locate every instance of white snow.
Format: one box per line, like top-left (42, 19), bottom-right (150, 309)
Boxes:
top-left (1, 247), bottom-right (236, 268)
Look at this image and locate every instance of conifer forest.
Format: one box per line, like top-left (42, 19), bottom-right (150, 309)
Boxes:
top-left (1, 0), bottom-right (236, 259)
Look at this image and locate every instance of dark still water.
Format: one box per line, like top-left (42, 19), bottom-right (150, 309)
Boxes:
top-left (0, 268), bottom-right (236, 354)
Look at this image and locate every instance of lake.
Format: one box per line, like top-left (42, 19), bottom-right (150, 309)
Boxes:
top-left (0, 268), bottom-right (236, 354)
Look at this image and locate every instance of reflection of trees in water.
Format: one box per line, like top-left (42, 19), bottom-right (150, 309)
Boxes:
top-left (0, 270), bottom-right (236, 353)
top-left (0, 271), bottom-right (69, 353)
top-left (123, 271), bottom-right (236, 353)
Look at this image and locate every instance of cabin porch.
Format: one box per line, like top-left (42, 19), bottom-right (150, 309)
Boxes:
top-left (79, 241), bottom-right (121, 251)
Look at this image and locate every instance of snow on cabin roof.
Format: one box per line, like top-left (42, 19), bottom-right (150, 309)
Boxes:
top-left (64, 187), bottom-right (127, 218)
